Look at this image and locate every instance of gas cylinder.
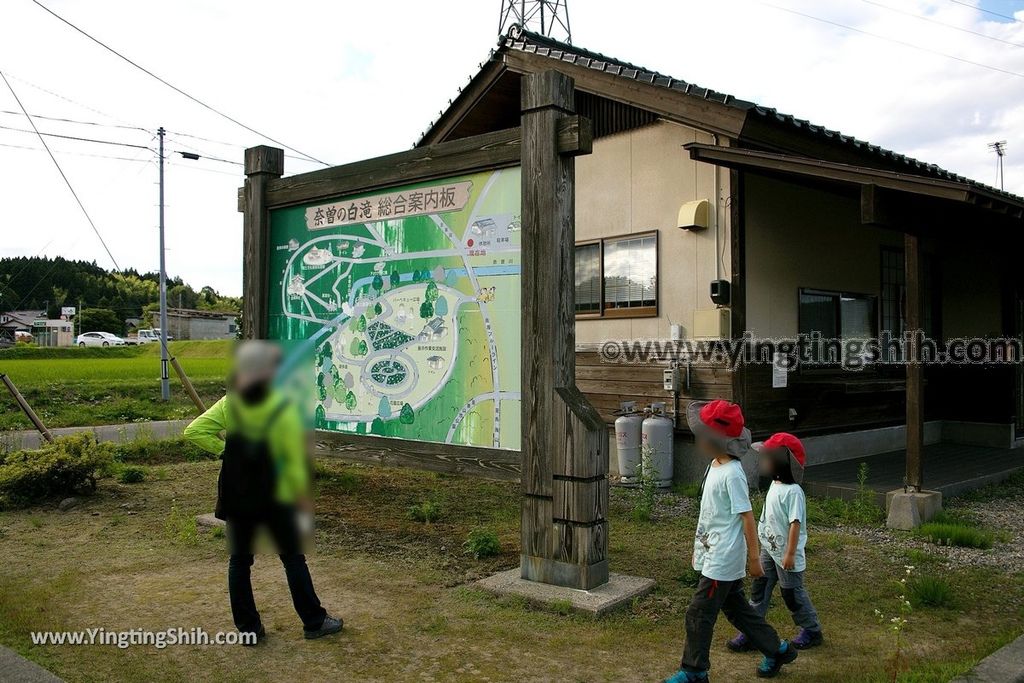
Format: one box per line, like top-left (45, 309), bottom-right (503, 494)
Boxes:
top-left (614, 401), bottom-right (644, 484)
top-left (641, 402), bottom-right (674, 488)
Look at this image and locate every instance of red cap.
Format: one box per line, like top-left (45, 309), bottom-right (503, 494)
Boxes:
top-left (763, 432), bottom-right (806, 467)
top-left (698, 400), bottom-right (746, 438)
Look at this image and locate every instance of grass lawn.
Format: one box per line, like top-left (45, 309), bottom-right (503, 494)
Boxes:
top-left (0, 341), bottom-right (231, 430)
top-left (1, 453), bottom-right (1021, 682)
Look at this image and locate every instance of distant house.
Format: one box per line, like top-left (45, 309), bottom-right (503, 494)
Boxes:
top-left (0, 310), bottom-right (72, 347)
top-left (0, 310), bottom-right (44, 345)
top-left (152, 308), bottom-right (238, 340)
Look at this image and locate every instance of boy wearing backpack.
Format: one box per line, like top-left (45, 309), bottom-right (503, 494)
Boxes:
top-left (184, 340), bottom-right (343, 644)
top-left (665, 400), bottom-right (797, 682)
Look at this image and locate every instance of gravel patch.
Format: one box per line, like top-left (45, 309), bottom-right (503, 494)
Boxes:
top-left (830, 488), bottom-right (1024, 573)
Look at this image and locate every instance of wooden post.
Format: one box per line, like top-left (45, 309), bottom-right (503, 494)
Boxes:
top-left (1, 373), bottom-right (52, 442)
top-left (170, 356), bottom-right (207, 413)
top-left (904, 231), bottom-right (924, 491)
top-left (520, 70), bottom-right (608, 590)
top-left (242, 146), bottom-right (285, 339)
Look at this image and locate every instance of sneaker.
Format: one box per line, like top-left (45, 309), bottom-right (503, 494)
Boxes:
top-left (791, 628), bottom-right (823, 650)
top-left (304, 615), bottom-right (344, 640)
top-left (664, 670), bottom-right (708, 683)
top-left (240, 624), bottom-right (265, 647)
top-left (757, 640), bottom-right (798, 678)
top-left (727, 632), bottom-right (754, 652)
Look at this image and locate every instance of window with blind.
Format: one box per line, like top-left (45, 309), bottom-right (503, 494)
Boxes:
top-left (575, 242), bottom-right (602, 315)
top-left (574, 232), bottom-right (658, 318)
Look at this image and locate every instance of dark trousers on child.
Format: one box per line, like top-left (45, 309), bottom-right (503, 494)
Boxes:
top-left (749, 549), bottom-right (821, 632)
top-left (682, 575), bottom-right (781, 672)
top-left (226, 504), bottom-right (327, 634)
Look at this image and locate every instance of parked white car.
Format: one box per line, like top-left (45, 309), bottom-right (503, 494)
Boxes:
top-left (76, 331), bottom-right (126, 347)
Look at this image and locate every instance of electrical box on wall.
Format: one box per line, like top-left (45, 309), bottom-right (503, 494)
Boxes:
top-left (710, 279), bottom-right (730, 306)
top-left (693, 308), bottom-right (731, 339)
top-left (663, 365), bottom-right (682, 392)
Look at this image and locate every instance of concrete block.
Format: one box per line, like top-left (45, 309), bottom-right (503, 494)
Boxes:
top-left (886, 493), bottom-right (922, 530)
top-left (885, 489), bottom-right (942, 524)
top-left (477, 568), bottom-right (655, 617)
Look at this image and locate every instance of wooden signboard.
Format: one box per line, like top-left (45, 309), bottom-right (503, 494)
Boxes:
top-left (240, 71), bottom-right (608, 590)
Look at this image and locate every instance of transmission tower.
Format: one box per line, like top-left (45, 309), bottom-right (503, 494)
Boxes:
top-left (499, 0), bottom-right (572, 43)
top-left (988, 140), bottom-right (1007, 191)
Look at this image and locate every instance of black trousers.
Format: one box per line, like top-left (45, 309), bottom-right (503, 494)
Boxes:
top-left (681, 575), bottom-right (781, 672)
top-left (226, 505), bottom-right (327, 633)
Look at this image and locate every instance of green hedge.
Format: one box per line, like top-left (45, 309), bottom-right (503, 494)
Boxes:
top-left (0, 433), bottom-right (113, 509)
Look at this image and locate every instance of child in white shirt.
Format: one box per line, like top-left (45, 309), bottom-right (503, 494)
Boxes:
top-left (728, 432), bottom-right (823, 653)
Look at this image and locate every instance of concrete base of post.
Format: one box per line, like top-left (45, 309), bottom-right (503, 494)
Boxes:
top-left (885, 489), bottom-right (942, 530)
top-left (477, 568), bottom-right (654, 617)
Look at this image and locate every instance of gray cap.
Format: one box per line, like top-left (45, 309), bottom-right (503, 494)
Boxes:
top-left (232, 340), bottom-right (282, 390)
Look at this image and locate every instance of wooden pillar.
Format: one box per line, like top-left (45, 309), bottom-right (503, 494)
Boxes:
top-left (242, 146), bottom-right (284, 339)
top-left (520, 70), bottom-right (608, 590)
top-left (904, 231), bottom-right (924, 491)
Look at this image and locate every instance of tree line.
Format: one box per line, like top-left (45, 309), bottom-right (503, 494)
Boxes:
top-left (0, 256), bottom-right (241, 335)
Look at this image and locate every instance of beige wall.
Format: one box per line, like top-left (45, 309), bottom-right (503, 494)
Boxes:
top-left (744, 173), bottom-right (902, 337)
top-left (573, 121), bottom-right (726, 343)
top-left (744, 173), bottom-right (1004, 339)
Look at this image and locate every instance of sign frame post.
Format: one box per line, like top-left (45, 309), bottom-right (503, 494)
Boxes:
top-left (519, 70), bottom-right (609, 590)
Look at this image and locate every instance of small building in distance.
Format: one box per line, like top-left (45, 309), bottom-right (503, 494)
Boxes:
top-left (0, 310), bottom-right (74, 347)
top-left (153, 308), bottom-right (238, 340)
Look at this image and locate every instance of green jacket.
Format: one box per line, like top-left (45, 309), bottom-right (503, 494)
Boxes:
top-left (183, 392), bottom-right (310, 505)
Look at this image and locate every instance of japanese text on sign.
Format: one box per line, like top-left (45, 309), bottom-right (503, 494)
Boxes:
top-left (305, 181), bottom-right (473, 230)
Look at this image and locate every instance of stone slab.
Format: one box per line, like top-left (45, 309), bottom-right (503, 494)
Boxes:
top-left (477, 568), bottom-right (655, 617)
top-left (195, 513), bottom-right (226, 529)
top-left (0, 645), bottom-right (64, 682)
top-left (951, 633), bottom-right (1024, 683)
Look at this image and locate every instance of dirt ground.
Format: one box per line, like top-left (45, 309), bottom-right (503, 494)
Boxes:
top-left (1, 459), bottom-right (1022, 683)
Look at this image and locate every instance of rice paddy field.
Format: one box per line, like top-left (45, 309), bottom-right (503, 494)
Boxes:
top-left (0, 341), bottom-right (232, 430)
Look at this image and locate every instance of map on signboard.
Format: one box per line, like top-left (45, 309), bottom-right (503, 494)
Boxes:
top-left (267, 168), bottom-right (521, 450)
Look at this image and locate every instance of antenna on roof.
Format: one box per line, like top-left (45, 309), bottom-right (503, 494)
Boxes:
top-left (988, 140), bottom-right (1007, 191)
top-left (499, 0), bottom-right (572, 43)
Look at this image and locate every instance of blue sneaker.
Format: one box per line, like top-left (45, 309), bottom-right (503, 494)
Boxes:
top-left (757, 640), bottom-right (798, 678)
top-left (665, 669), bottom-right (708, 683)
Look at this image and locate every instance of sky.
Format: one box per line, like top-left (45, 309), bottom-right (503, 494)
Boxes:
top-left (1, 0), bottom-right (1023, 297)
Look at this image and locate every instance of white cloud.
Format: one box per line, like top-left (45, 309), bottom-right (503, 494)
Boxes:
top-left (1, 0), bottom-right (1022, 295)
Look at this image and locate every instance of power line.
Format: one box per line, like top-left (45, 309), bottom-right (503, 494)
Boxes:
top-left (762, 2), bottom-right (1024, 79)
top-left (0, 108), bottom-right (151, 132)
top-left (0, 139), bottom-right (153, 162)
top-left (164, 128), bottom-right (320, 164)
top-left (4, 71), bottom-right (136, 129)
top-left (30, 0), bottom-right (330, 166)
top-left (0, 123), bottom-right (153, 150)
top-left (862, 0), bottom-right (1024, 49)
top-left (1, 70), bottom-right (121, 271)
top-left (947, 0), bottom-right (1023, 24)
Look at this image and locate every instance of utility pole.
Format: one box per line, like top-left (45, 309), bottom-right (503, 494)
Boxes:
top-left (158, 127), bottom-right (170, 400)
top-left (989, 140), bottom-right (1007, 191)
